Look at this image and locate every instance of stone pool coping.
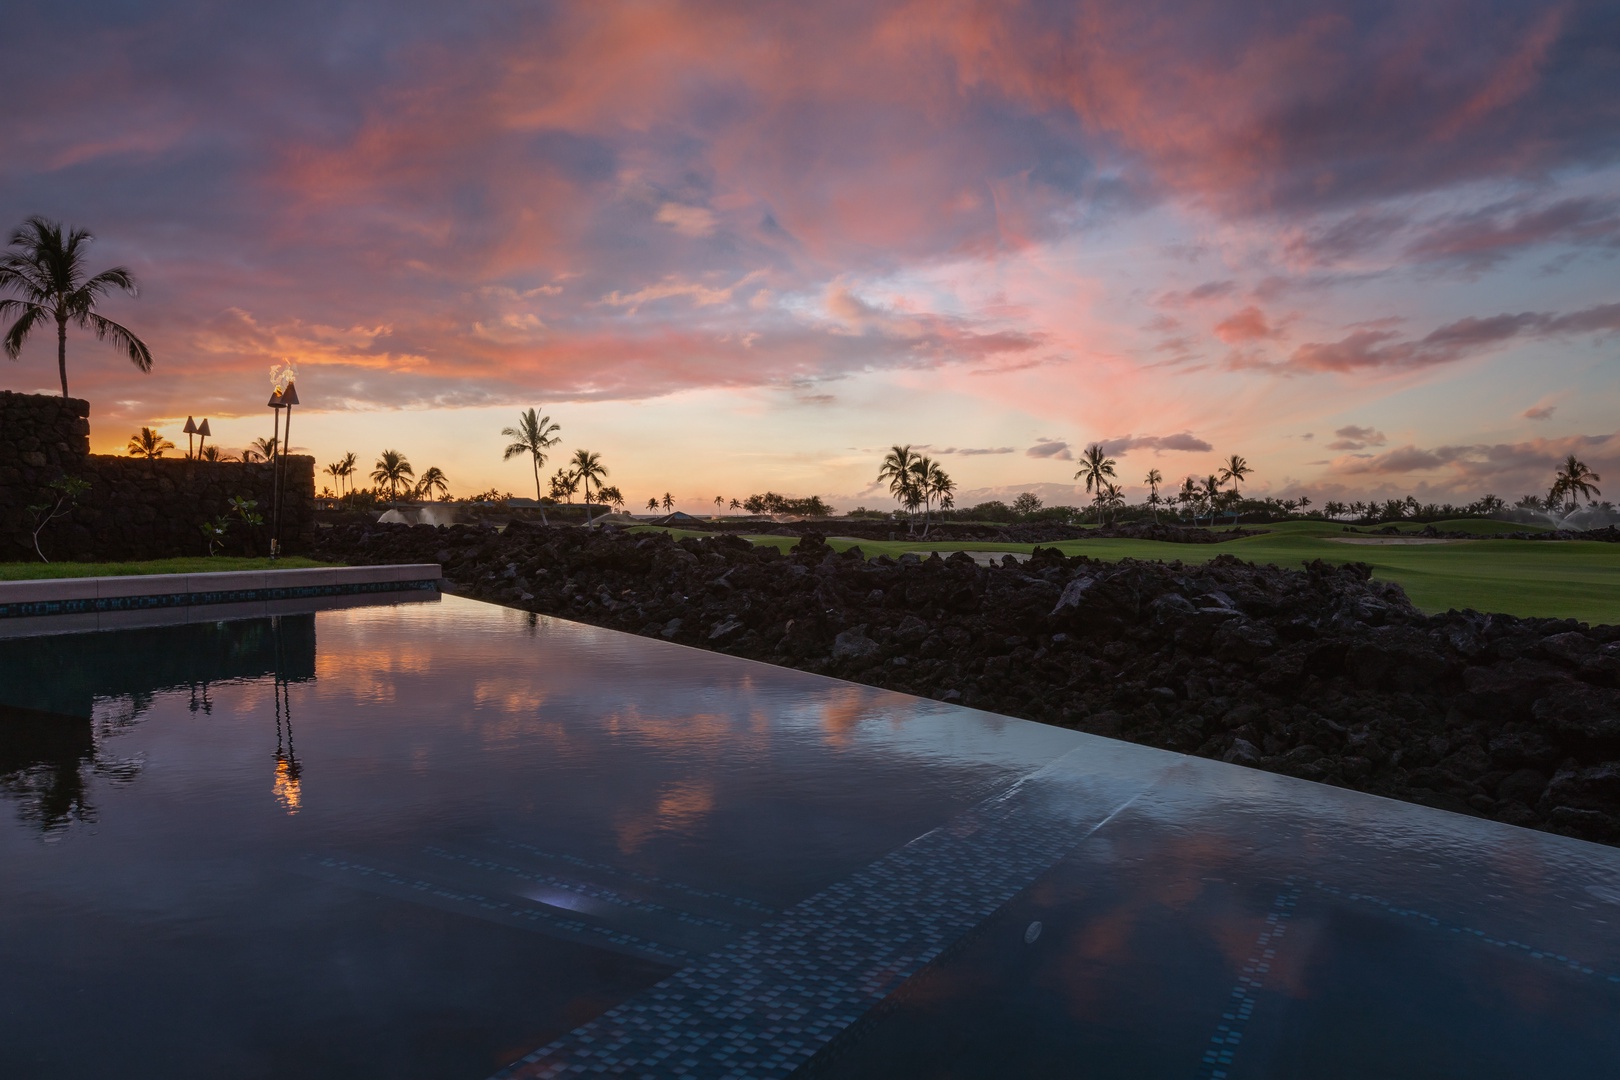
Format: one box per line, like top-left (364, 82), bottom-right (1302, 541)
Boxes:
top-left (0, 563), bottom-right (441, 625)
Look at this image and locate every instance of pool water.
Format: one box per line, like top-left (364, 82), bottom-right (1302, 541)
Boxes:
top-left (2, 594), bottom-right (1618, 1079)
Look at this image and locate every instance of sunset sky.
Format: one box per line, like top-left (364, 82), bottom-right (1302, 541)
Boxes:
top-left (3, 1), bottom-right (1617, 510)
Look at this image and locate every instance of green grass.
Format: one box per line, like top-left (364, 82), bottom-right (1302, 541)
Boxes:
top-left (0, 556), bottom-right (330, 581)
top-left (635, 522), bottom-right (1619, 624)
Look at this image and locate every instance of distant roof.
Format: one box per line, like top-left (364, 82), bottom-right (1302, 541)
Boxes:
top-left (648, 511), bottom-right (704, 525)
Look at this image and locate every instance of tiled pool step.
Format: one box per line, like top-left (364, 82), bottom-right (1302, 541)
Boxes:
top-left (0, 564), bottom-right (441, 632)
top-left (494, 749), bottom-right (1162, 1080)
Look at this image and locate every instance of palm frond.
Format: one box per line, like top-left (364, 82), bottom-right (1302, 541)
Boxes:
top-left (83, 313), bottom-right (154, 372)
top-left (1, 301), bottom-right (46, 360)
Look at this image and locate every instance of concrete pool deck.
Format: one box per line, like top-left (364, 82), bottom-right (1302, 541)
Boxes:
top-left (0, 563), bottom-right (441, 635)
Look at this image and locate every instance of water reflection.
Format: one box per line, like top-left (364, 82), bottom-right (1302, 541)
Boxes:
top-left (0, 615), bottom-right (317, 831)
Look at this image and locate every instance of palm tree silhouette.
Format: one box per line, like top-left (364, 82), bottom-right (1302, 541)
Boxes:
top-left (0, 217), bottom-right (153, 397)
top-left (729, 497), bottom-right (742, 511)
top-left (243, 436), bottom-right (277, 463)
top-left (199, 446), bottom-right (231, 462)
top-left (549, 467), bottom-right (579, 503)
top-left (126, 427), bottom-right (174, 459)
top-left (1074, 444), bottom-right (1117, 524)
top-left (337, 451), bottom-right (357, 499)
top-left (714, 495), bottom-right (724, 516)
top-left (371, 449), bottom-right (414, 503)
top-left (416, 466), bottom-right (450, 500)
top-left (1203, 474), bottom-right (1223, 526)
top-left (1218, 454), bottom-right (1251, 522)
top-left (924, 461), bottom-right (955, 535)
top-left (662, 492), bottom-right (674, 511)
top-left (878, 445), bottom-right (918, 512)
top-left (570, 449), bottom-right (607, 521)
top-left (646, 497), bottom-right (659, 512)
top-left (1143, 468), bottom-right (1163, 522)
top-left (502, 408), bottom-right (561, 522)
top-left (1552, 455), bottom-right (1601, 512)
top-left (324, 461), bottom-right (344, 495)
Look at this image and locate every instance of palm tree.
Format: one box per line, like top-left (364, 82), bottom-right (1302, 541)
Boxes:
top-left (1219, 454), bottom-right (1252, 522)
top-left (325, 461), bottom-right (345, 493)
top-left (877, 445), bottom-right (920, 525)
top-left (416, 466), bottom-right (450, 501)
top-left (337, 451), bottom-right (357, 499)
top-left (569, 449), bottom-right (607, 521)
top-left (1203, 474), bottom-right (1223, 526)
top-left (1552, 455), bottom-right (1601, 512)
top-left (126, 427), bottom-right (174, 459)
top-left (662, 492), bottom-right (674, 511)
top-left (924, 461), bottom-right (955, 535)
top-left (501, 408), bottom-right (562, 520)
top-left (371, 449), bottom-right (414, 502)
top-left (1074, 444), bottom-right (1117, 523)
top-left (714, 495), bottom-right (725, 516)
top-left (199, 446), bottom-right (232, 463)
top-left (243, 436), bottom-right (277, 463)
top-left (1100, 481), bottom-right (1125, 524)
top-left (0, 217), bottom-right (153, 397)
top-left (729, 497), bottom-right (742, 511)
top-left (1144, 468), bottom-right (1164, 522)
top-left (646, 497), bottom-right (659, 512)
top-left (1178, 476), bottom-right (1199, 522)
top-left (598, 485), bottom-right (625, 511)
top-left (550, 467), bottom-right (579, 503)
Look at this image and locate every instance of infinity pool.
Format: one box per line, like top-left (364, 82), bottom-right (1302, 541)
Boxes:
top-left (2, 594), bottom-right (1618, 1079)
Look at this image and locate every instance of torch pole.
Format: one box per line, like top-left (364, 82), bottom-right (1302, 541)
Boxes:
top-left (276, 402), bottom-right (292, 559)
top-left (269, 398), bottom-right (283, 561)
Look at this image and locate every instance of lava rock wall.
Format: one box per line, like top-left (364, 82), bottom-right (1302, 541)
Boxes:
top-left (0, 390), bottom-right (314, 560)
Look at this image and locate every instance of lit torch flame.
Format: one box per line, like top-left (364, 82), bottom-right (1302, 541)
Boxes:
top-left (270, 361), bottom-right (298, 394)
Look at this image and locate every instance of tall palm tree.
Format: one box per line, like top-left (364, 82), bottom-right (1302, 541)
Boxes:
top-left (923, 461), bottom-right (955, 536)
top-left (598, 485), bottom-right (624, 511)
top-left (337, 451), bottom-right (357, 499)
top-left (501, 408), bottom-right (562, 517)
top-left (126, 427), bottom-right (174, 459)
top-left (416, 466), bottom-right (450, 500)
top-left (1219, 454), bottom-right (1251, 522)
top-left (1100, 481), bottom-right (1125, 524)
top-left (1178, 476), bottom-right (1199, 522)
top-left (729, 497), bottom-right (742, 511)
top-left (1552, 455), bottom-right (1601, 512)
top-left (371, 449), bottom-right (414, 502)
top-left (1074, 444), bottom-right (1117, 523)
top-left (1143, 468), bottom-right (1164, 522)
top-left (646, 497), bottom-right (659, 512)
top-left (324, 461), bottom-right (345, 494)
top-left (662, 492), bottom-right (674, 511)
top-left (569, 449), bottom-right (607, 521)
top-left (0, 217), bottom-right (153, 397)
top-left (1203, 474), bottom-right (1223, 526)
top-left (877, 445), bottom-right (920, 520)
top-left (714, 495), bottom-right (725, 516)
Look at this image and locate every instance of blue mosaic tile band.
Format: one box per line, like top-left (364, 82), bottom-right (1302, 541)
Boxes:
top-left (493, 752), bottom-right (1153, 1080)
top-left (1197, 885), bottom-right (1301, 1080)
top-left (0, 577), bottom-right (437, 619)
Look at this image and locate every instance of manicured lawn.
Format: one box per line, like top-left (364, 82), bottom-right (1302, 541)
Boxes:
top-left (0, 556), bottom-right (330, 581)
top-left (634, 520), bottom-right (1620, 622)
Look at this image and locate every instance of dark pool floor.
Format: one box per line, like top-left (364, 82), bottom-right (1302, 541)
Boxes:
top-left (2, 595), bottom-right (1618, 1079)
